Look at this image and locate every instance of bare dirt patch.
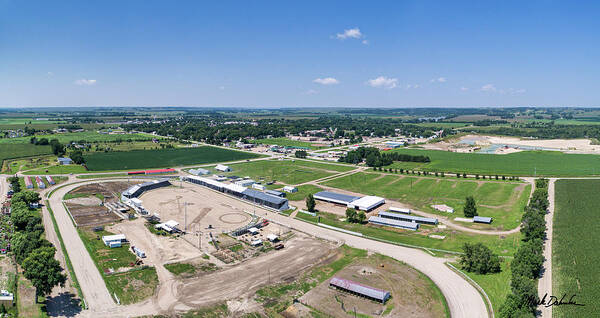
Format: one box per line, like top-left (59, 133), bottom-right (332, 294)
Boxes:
top-left (299, 254), bottom-right (447, 318)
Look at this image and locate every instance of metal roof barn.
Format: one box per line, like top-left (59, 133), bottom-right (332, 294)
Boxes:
top-left (265, 190), bottom-right (285, 197)
top-left (378, 211), bottom-right (438, 225)
top-left (314, 191), bottom-right (361, 205)
top-left (368, 216), bottom-right (419, 230)
top-left (348, 196), bottom-right (385, 211)
top-left (473, 216), bottom-right (493, 224)
top-left (189, 168), bottom-right (210, 175)
top-left (329, 277), bottom-right (391, 303)
top-left (388, 207), bottom-right (411, 214)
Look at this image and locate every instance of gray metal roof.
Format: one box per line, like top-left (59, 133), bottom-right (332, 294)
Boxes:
top-left (329, 277), bottom-right (390, 301)
top-left (378, 211), bottom-right (438, 224)
top-left (242, 189), bottom-right (288, 205)
top-left (314, 191), bottom-right (360, 204)
top-left (473, 216), bottom-right (493, 224)
top-left (265, 190), bottom-right (284, 196)
top-left (368, 216), bottom-right (419, 230)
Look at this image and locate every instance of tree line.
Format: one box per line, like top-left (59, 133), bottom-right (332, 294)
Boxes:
top-left (499, 178), bottom-right (549, 317)
top-left (338, 147), bottom-right (430, 167)
top-left (8, 188), bottom-right (66, 302)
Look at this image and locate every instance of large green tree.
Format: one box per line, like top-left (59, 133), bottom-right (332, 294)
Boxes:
top-left (22, 246), bottom-right (67, 301)
top-left (459, 242), bottom-right (501, 274)
top-left (463, 196), bottom-right (478, 217)
top-left (306, 193), bottom-right (316, 212)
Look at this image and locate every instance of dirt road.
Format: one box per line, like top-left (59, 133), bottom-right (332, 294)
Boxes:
top-left (538, 178), bottom-right (556, 318)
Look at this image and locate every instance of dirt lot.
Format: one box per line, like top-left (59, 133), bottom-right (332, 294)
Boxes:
top-left (298, 254), bottom-right (447, 318)
top-left (66, 182), bottom-right (134, 226)
top-left (170, 232), bottom-right (337, 313)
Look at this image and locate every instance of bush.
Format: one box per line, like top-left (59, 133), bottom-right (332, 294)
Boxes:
top-left (306, 194), bottom-right (316, 212)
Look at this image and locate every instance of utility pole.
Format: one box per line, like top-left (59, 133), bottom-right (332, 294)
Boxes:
top-left (184, 202), bottom-right (187, 233)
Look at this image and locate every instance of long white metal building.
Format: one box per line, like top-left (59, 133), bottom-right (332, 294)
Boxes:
top-left (347, 196), bottom-right (385, 211)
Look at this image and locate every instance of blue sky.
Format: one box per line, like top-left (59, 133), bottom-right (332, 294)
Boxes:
top-left (1, 1), bottom-right (599, 107)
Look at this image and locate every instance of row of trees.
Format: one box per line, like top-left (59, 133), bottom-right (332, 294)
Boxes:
top-left (338, 147), bottom-right (430, 167)
top-left (372, 166), bottom-right (520, 182)
top-left (499, 179), bottom-right (549, 317)
top-left (10, 190), bottom-right (66, 302)
top-left (345, 208), bottom-right (366, 223)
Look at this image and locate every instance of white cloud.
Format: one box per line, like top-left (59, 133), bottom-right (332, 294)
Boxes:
top-left (460, 86), bottom-right (469, 91)
top-left (336, 27), bottom-right (363, 40)
top-left (47, 72), bottom-right (54, 77)
top-left (406, 84), bottom-right (420, 89)
top-left (430, 77), bottom-right (447, 83)
top-left (481, 84), bottom-right (497, 92)
top-left (313, 77), bottom-right (339, 85)
top-left (74, 79), bottom-right (97, 86)
top-left (366, 76), bottom-right (398, 89)
top-left (305, 89), bottom-right (318, 95)
top-left (362, 39), bottom-right (369, 45)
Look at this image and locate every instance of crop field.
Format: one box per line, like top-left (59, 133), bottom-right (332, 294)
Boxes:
top-left (296, 211), bottom-right (521, 256)
top-left (84, 146), bottom-right (262, 171)
top-left (0, 131), bottom-right (158, 144)
top-left (322, 172), bottom-right (530, 230)
top-left (0, 117), bottom-right (65, 125)
top-left (221, 159), bottom-right (353, 185)
top-left (388, 148), bottom-right (600, 176)
top-left (0, 144), bottom-right (53, 167)
top-left (250, 137), bottom-right (326, 149)
top-left (553, 179), bottom-right (600, 317)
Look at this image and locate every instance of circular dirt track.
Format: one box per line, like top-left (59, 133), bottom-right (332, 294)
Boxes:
top-left (219, 212), bottom-right (250, 224)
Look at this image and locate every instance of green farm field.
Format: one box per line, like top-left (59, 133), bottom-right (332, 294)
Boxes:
top-left (0, 144), bottom-right (53, 167)
top-left (84, 146), bottom-right (262, 171)
top-left (322, 172), bottom-right (531, 230)
top-left (388, 148), bottom-right (600, 176)
top-left (0, 131), bottom-right (157, 144)
top-left (250, 137), bottom-right (326, 149)
top-left (295, 211), bottom-right (521, 256)
top-left (552, 179), bottom-right (600, 317)
top-left (220, 159), bottom-right (354, 185)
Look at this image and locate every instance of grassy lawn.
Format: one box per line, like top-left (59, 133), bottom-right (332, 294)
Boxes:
top-left (4, 155), bottom-right (56, 174)
top-left (250, 137), bottom-right (326, 150)
top-left (452, 260), bottom-right (512, 317)
top-left (76, 173), bottom-right (128, 179)
top-left (78, 228), bottom-right (159, 304)
top-left (84, 146), bottom-right (262, 171)
top-left (322, 172), bottom-right (530, 230)
top-left (164, 262), bottom-right (218, 277)
top-left (221, 159), bottom-right (351, 185)
top-left (296, 211), bottom-right (520, 256)
top-left (387, 148), bottom-right (600, 176)
top-left (23, 164), bottom-right (88, 175)
top-left (104, 267), bottom-right (159, 305)
top-left (285, 184), bottom-right (324, 201)
top-left (553, 179), bottom-right (600, 317)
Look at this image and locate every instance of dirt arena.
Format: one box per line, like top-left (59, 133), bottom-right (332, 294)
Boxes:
top-left (139, 183), bottom-right (255, 234)
top-left (64, 181), bottom-right (134, 227)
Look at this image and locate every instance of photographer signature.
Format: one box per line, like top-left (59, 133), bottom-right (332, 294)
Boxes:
top-left (536, 293), bottom-right (585, 307)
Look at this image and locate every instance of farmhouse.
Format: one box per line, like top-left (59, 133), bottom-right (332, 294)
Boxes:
top-left (329, 277), bottom-right (391, 304)
top-left (368, 216), bottom-right (419, 230)
top-left (215, 164), bottom-right (231, 172)
top-left (473, 216), bottom-right (493, 224)
top-left (314, 191), bottom-right (361, 206)
top-left (378, 211), bottom-right (438, 225)
top-left (347, 196), bottom-right (385, 211)
top-left (57, 157), bottom-right (73, 165)
top-left (102, 234), bottom-right (127, 248)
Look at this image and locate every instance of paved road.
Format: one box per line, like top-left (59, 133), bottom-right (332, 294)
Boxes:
top-left (538, 178), bottom-right (556, 318)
